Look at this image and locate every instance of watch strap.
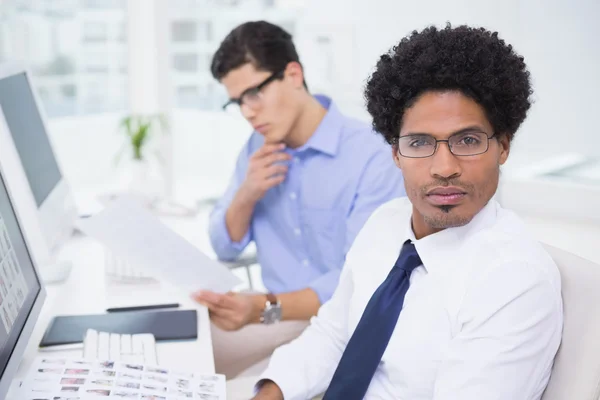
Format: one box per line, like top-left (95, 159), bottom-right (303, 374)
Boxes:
top-left (265, 293), bottom-right (279, 306)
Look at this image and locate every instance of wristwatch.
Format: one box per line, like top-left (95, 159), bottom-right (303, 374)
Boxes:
top-left (261, 293), bottom-right (282, 324)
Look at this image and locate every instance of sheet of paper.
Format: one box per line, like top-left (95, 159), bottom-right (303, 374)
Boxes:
top-left (76, 197), bottom-right (241, 294)
top-left (18, 356), bottom-right (226, 400)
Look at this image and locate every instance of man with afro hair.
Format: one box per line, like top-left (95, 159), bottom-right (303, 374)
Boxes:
top-left (245, 24), bottom-right (562, 400)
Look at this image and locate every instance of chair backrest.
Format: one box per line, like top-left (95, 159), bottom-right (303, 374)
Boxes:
top-left (542, 244), bottom-right (600, 400)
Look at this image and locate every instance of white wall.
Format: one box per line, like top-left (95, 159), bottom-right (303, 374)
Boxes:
top-left (47, 114), bottom-right (124, 186)
top-left (47, 111), bottom-right (251, 200)
top-left (513, 0), bottom-right (600, 159)
top-left (298, 0), bottom-right (600, 159)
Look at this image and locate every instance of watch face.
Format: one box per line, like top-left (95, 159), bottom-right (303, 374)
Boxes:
top-left (262, 304), bottom-right (282, 324)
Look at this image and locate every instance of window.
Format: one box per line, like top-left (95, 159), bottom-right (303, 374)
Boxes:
top-left (60, 84), bottom-right (76, 98)
top-left (85, 65), bottom-right (109, 73)
top-left (175, 84), bottom-right (218, 109)
top-left (171, 20), bottom-right (211, 43)
top-left (198, 21), bottom-right (212, 42)
top-left (167, 2), bottom-right (306, 113)
top-left (84, 52), bottom-right (111, 74)
top-left (212, 0), bottom-right (242, 7)
top-left (176, 85), bottom-right (200, 108)
top-left (0, 0), bottom-right (128, 117)
top-left (171, 0), bottom-right (202, 9)
top-left (198, 83), bottom-right (215, 109)
top-left (200, 53), bottom-right (212, 73)
top-left (279, 21), bottom-right (295, 36)
top-left (172, 21), bottom-right (197, 43)
top-left (81, 78), bottom-right (126, 113)
top-left (116, 22), bottom-right (127, 42)
top-left (83, 0), bottom-right (126, 9)
top-left (0, 30), bottom-right (5, 58)
top-left (34, 55), bottom-right (75, 76)
top-left (173, 54), bottom-right (198, 72)
top-left (117, 53), bottom-right (128, 74)
top-left (35, 79), bottom-right (77, 117)
top-left (83, 22), bottom-right (108, 43)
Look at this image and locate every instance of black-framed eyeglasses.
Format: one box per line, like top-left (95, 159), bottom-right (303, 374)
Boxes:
top-left (222, 70), bottom-right (285, 112)
top-left (397, 130), bottom-right (497, 158)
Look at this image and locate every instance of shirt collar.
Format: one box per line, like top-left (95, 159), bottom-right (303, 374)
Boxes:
top-left (295, 95), bottom-right (344, 157)
top-left (404, 200), bottom-right (499, 274)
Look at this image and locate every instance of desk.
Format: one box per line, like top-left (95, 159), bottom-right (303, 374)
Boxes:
top-left (7, 224), bottom-right (215, 397)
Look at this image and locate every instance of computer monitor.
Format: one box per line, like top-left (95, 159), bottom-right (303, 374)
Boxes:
top-left (0, 157), bottom-right (47, 399)
top-left (0, 63), bottom-right (78, 281)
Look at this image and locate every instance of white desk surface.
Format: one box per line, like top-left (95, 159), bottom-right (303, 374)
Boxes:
top-left (7, 214), bottom-right (215, 398)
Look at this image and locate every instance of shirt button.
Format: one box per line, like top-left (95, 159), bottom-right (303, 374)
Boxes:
top-left (294, 228), bottom-right (301, 236)
top-left (302, 259), bottom-right (310, 267)
top-left (293, 157), bottom-right (300, 163)
top-left (289, 192), bottom-right (297, 200)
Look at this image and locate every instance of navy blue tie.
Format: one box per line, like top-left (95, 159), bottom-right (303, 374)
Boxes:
top-left (323, 240), bottom-right (422, 400)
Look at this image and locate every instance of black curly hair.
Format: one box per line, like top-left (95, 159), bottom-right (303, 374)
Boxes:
top-left (365, 24), bottom-right (533, 145)
top-left (211, 21), bottom-right (300, 80)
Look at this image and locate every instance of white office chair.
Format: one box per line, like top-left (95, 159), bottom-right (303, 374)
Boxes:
top-left (221, 252), bottom-right (258, 290)
top-left (541, 244), bottom-right (600, 400)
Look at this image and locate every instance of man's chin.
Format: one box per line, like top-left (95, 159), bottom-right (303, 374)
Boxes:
top-left (424, 207), bottom-right (473, 229)
top-left (262, 129), bottom-right (285, 142)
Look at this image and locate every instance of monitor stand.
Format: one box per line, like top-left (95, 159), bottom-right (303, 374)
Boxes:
top-left (40, 260), bottom-right (73, 284)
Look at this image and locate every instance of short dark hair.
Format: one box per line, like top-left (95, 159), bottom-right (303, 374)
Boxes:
top-left (211, 21), bottom-right (301, 81)
top-left (365, 24), bottom-right (533, 145)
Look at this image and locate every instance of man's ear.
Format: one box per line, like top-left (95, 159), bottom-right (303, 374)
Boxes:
top-left (285, 62), bottom-right (305, 89)
top-left (392, 144), bottom-right (403, 170)
top-left (497, 133), bottom-right (511, 165)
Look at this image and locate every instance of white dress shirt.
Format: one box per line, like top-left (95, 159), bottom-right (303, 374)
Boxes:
top-left (259, 198), bottom-right (563, 400)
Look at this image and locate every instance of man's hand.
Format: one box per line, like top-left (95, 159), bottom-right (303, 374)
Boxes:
top-left (192, 291), bottom-right (265, 331)
top-left (251, 380), bottom-right (284, 400)
top-left (239, 143), bottom-right (291, 204)
top-left (224, 143), bottom-right (291, 242)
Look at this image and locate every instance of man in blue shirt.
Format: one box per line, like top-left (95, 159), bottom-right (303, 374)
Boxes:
top-left (193, 21), bottom-right (405, 378)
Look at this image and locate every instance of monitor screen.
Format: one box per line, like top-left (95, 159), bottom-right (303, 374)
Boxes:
top-left (0, 73), bottom-right (62, 208)
top-left (0, 169), bottom-right (42, 377)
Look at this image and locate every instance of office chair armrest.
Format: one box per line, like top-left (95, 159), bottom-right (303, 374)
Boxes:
top-left (220, 254), bottom-right (258, 270)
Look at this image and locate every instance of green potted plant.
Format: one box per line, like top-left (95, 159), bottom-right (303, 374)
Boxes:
top-left (116, 113), bottom-right (170, 201)
top-left (118, 114), bottom-right (168, 161)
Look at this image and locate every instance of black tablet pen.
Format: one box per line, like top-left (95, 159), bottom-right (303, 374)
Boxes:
top-left (106, 303), bottom-right (180, 313)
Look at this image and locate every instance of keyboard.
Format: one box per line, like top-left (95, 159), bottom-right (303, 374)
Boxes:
top-left (83, 329), bottom-right (158, 365)
top-left (104, 249), bottom-right (156, 283)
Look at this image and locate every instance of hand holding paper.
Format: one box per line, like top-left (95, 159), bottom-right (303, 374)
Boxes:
top-left (192, 290), bottom-right (263, 331)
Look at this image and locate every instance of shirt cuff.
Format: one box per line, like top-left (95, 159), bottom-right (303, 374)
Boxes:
top-left (208, 209), bottom-right (251, 261)
top-left (308, 269), bottom-right (342, 304)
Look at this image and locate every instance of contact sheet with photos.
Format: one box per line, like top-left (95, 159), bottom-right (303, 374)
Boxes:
top-left (20, 357), bottom-right (226, 400)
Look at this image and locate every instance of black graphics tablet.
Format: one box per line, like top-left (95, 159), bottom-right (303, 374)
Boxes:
top-left (39, 309), bottom-right (197, 347)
